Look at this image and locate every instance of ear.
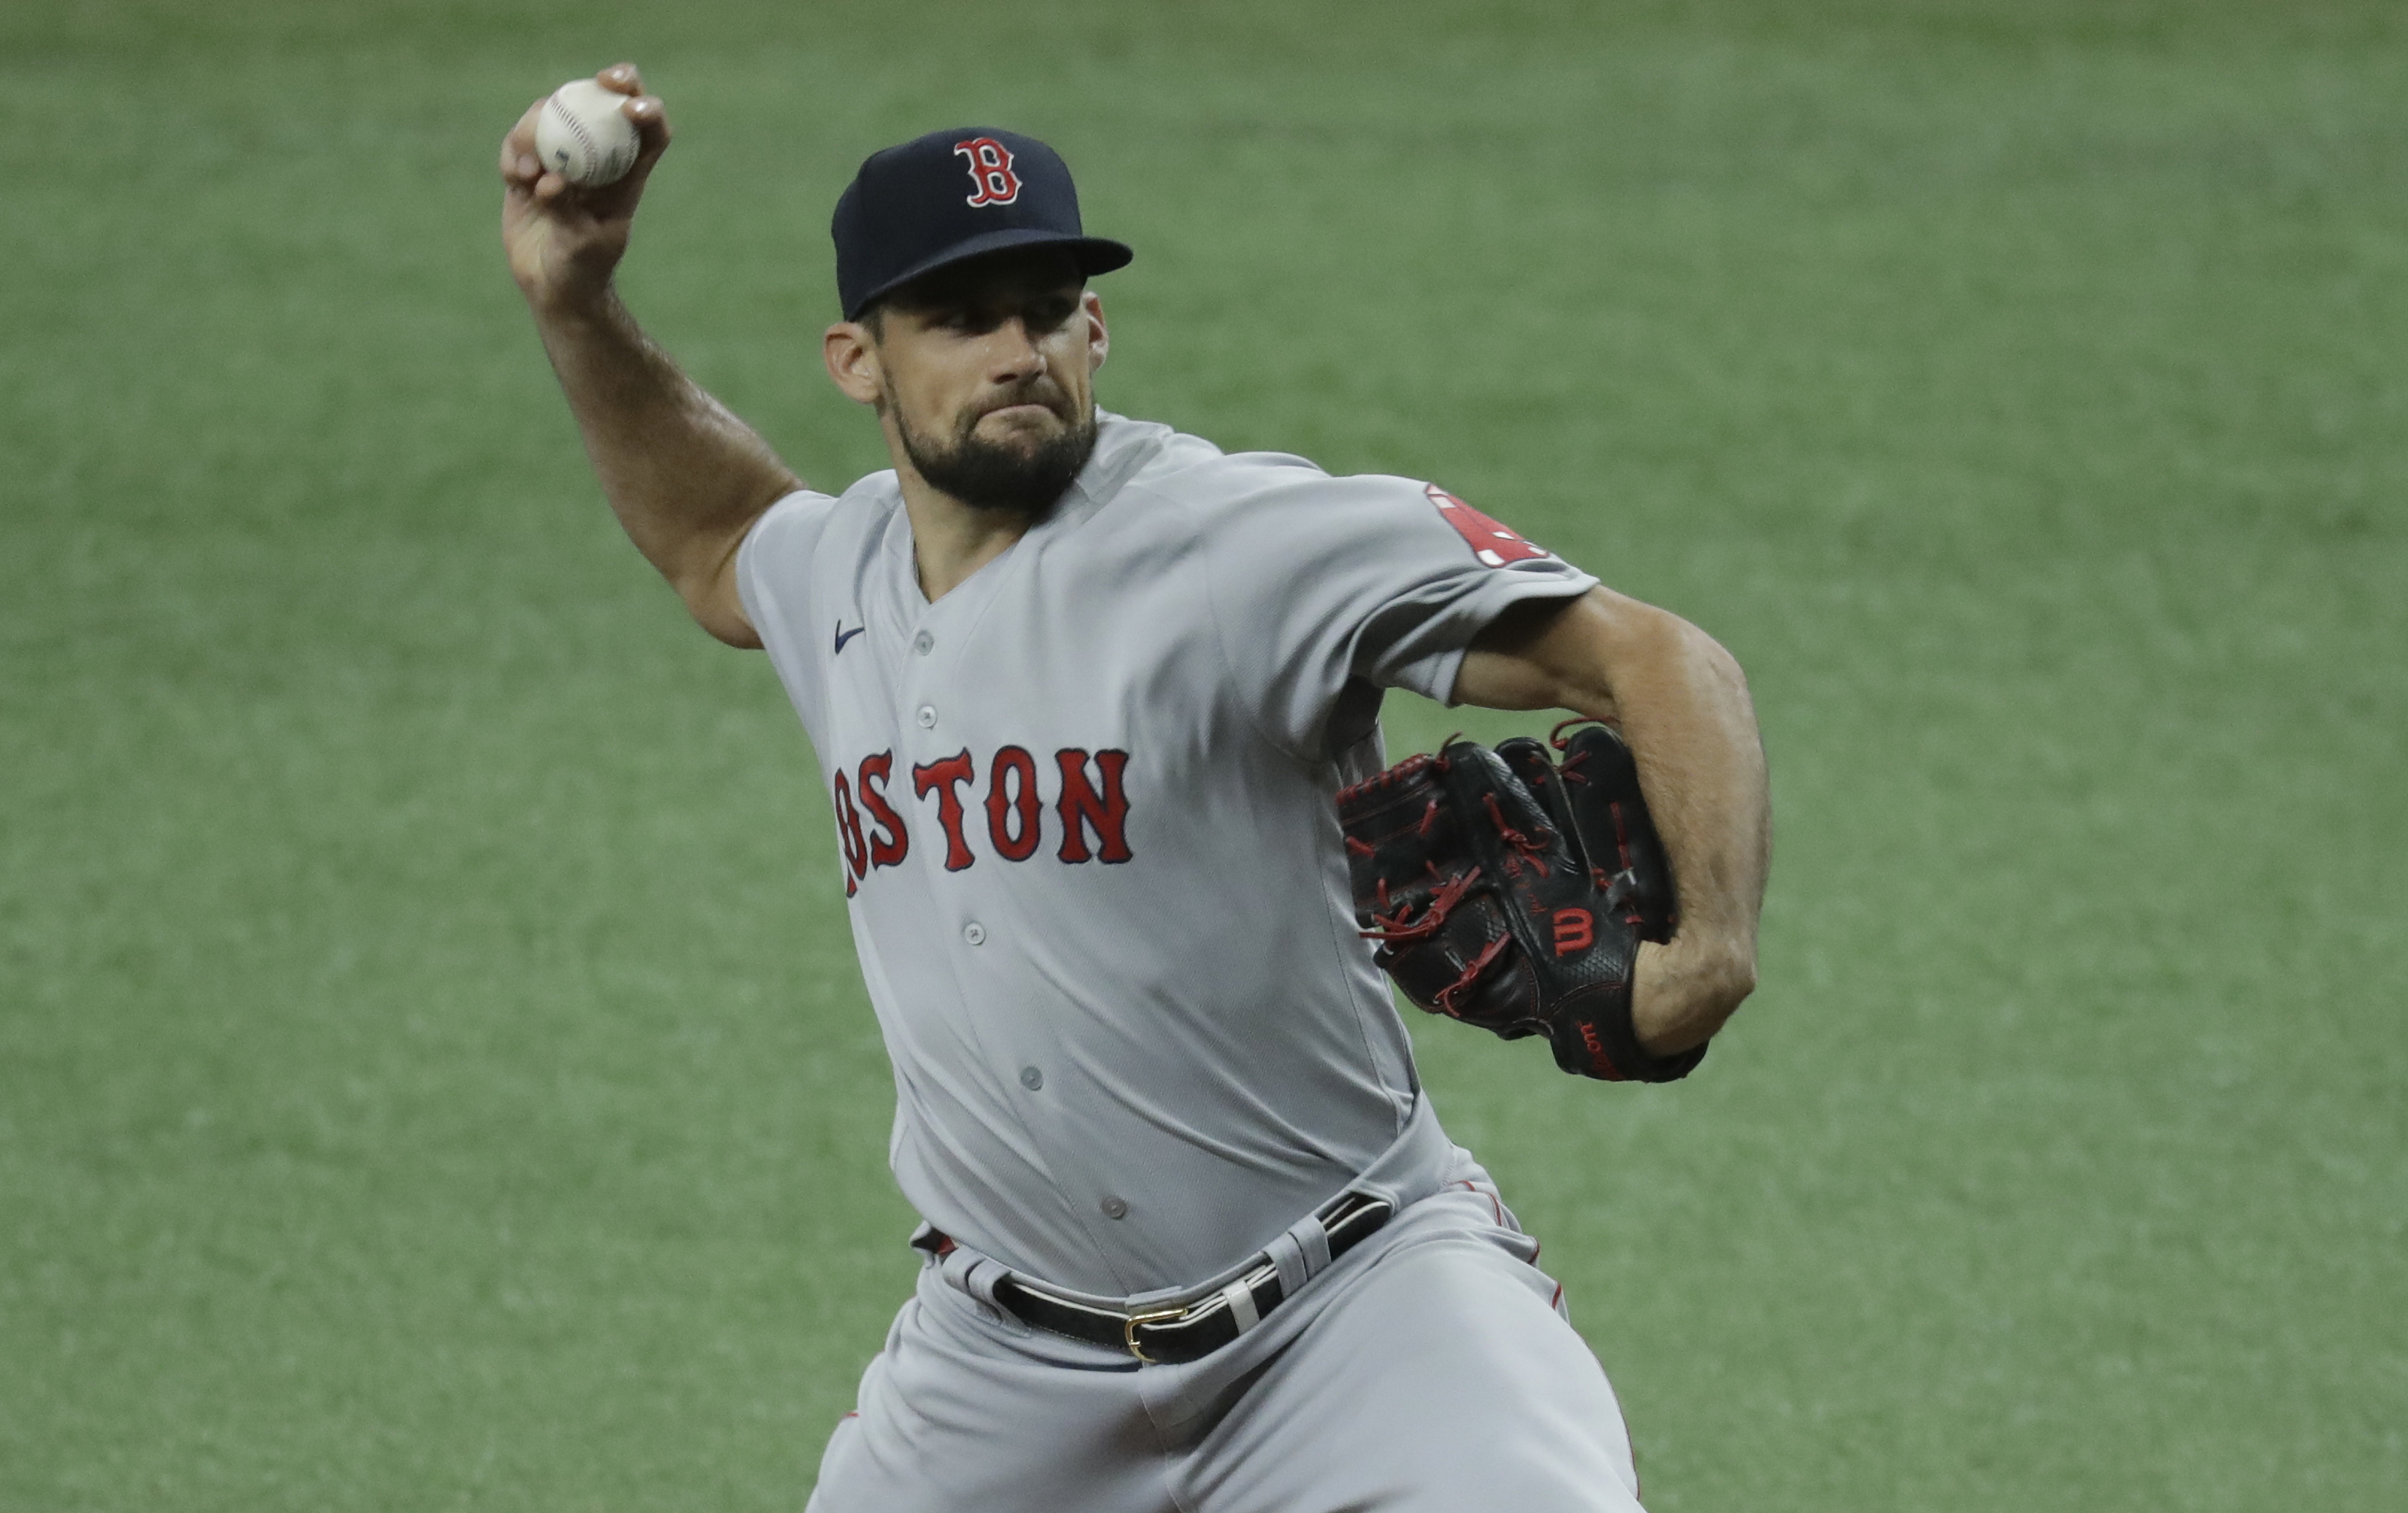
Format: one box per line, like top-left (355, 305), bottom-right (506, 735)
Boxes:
top-left (824, 322), bottom-right (884, 405)
top-left (1082, 290), bottom-right (1110, 376)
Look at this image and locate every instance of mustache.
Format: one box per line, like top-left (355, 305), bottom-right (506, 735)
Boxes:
top-left (962, 382), bottom-right (1073, 432)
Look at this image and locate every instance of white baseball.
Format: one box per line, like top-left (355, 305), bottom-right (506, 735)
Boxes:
top-left (535, 78), bottom-right (641, 187)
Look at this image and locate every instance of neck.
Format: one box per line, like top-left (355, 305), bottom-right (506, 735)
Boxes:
top-left (888, 436), bottom-right (1043, 603)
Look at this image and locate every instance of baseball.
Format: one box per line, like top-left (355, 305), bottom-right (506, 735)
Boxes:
top-left (535, 78), bottom-right (640, 187)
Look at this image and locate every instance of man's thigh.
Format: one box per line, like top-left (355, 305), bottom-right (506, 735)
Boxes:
top-left (806, 1278), bottom-right (1174, 1513)
top-left (1176, 1217), bottom-right (1646, 1512)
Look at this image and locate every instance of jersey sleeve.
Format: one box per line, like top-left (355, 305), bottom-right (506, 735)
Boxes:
top-left (1192, 464), bottom-right (1597, 759)
top-left (735, 488), bottom-right (844, 731)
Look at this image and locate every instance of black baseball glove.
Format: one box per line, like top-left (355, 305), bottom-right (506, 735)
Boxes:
top-left (1335, 722), bottom-right (1704, 1083)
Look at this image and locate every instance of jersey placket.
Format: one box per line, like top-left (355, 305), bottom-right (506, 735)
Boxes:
top-left (878, 525), bottom-right (1149, 1288)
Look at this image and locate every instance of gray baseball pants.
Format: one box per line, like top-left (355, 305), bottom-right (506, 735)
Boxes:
top-left (805, 1154), bottom-right (1649, 1512)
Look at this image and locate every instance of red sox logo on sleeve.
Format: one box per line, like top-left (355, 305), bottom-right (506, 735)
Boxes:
top-left (954, 137), bottom-right (1022, 206)
top-left (829, 743), bottom-right (1131, 895)
top-left (1425, 482), bottom-right (1554, 567)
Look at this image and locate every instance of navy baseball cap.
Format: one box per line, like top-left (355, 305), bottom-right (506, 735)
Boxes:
top-left (832, 127), bottom-right (1132, 320)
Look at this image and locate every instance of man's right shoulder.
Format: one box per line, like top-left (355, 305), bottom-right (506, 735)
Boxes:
top-left (736, 475), bottom-right (900, 629)
top-left (745, 473), bottom-right (900, 557)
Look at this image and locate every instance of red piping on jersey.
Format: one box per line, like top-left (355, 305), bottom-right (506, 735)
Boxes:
top-left (1455, 1178), bottom-right (1505, 1227)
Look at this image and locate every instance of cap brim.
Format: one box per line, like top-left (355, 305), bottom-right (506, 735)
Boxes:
top-left (846, 228), bottom-right (1134, 320)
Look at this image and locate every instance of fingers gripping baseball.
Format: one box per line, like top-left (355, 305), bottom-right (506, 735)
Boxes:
top-left (499, 63), bottom-right (673, 309)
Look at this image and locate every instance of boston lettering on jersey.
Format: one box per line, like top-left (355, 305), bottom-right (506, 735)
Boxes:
top-left (830, 745), bottom-right (1132, 894)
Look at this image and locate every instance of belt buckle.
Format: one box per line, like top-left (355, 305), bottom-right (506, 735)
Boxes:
top-left (1124, 1304), bottom-right (1189, 1365)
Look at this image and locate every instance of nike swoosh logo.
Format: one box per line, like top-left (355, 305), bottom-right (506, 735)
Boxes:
top-left (833, 621), bottom-right (867, 654)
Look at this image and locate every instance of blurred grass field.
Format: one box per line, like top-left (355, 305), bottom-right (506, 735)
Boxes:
top-left (4, 0), bottom-right (2404, 1507)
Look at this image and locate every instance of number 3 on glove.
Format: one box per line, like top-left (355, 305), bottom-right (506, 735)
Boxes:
top-left (1335, 723), bottom-right (1705, 1083)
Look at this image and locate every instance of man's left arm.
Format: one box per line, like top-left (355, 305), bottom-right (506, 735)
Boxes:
top-left (1454, 587), bottom-right (1770, 1055)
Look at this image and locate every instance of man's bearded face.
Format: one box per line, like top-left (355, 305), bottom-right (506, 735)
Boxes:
top-left (892, 380), bottom-right (1097, 518)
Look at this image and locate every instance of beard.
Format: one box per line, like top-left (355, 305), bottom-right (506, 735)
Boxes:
top-left (895, 389), bottom-right (1097, 518)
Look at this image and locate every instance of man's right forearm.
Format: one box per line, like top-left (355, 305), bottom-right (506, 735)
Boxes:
top-left (531, 287), bottom-right (798, 644)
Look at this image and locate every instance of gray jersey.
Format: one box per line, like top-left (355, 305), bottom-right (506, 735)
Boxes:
top-left (736, 412), bottom-right (1594, 1296)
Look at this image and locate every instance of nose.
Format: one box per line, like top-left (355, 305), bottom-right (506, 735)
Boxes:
top-left (986, 318), bottom-right (1046, 382)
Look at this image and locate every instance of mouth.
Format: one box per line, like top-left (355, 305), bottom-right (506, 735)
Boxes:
top-left (979, 400), bottom-right (1064, 425)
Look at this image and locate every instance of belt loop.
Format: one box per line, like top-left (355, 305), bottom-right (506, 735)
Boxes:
top-left (1221, 1279), bottom-right (1261, 1334)
top-left (1263, 1230), bottom-right (1309, 1297)
top-left (969, 1260), bottom-right (1008, 1310)
top-left (1284, 1212), bottom-right (1334, 1280)
top-left (941, 1247), bottom-right (1006, 1309)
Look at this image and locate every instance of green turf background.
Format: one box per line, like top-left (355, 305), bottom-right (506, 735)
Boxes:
top-left (5, 1), bottom-right (2403, 1507)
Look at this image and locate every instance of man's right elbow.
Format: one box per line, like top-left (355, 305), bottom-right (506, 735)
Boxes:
top-left (684, 588), bottom-right (762, 649)
top-left (665, 562), bottom-right (760, 649)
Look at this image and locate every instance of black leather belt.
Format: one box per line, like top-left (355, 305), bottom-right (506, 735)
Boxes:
top-left (925, 1191), bottom-right (1394, 1365)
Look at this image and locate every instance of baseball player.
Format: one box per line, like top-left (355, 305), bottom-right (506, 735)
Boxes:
top-left (501, 65), bottom-right (1769, 1513)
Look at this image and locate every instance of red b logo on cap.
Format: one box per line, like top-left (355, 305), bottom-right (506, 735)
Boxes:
top-left (954, 137), bottom-right (1022, 206)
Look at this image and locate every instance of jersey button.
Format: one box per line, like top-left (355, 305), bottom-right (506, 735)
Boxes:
top-left (963, 921), bottom-right (987, 945)
top-left (1099, 1196), bottom-right (1129, 1220)
top-left (1019, 1065), bottom-right (1043, 1091)
top-left (916, 704), bottom-right (938, 729)
top-left (913, 630), bottom-right (935, 656)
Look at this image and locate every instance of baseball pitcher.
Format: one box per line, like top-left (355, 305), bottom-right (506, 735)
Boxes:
top-left (500, 63), bottom-right (1770, 1513)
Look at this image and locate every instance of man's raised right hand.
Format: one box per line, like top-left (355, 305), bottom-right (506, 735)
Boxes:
top-left (499, 63), bottom-right (671, 312)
